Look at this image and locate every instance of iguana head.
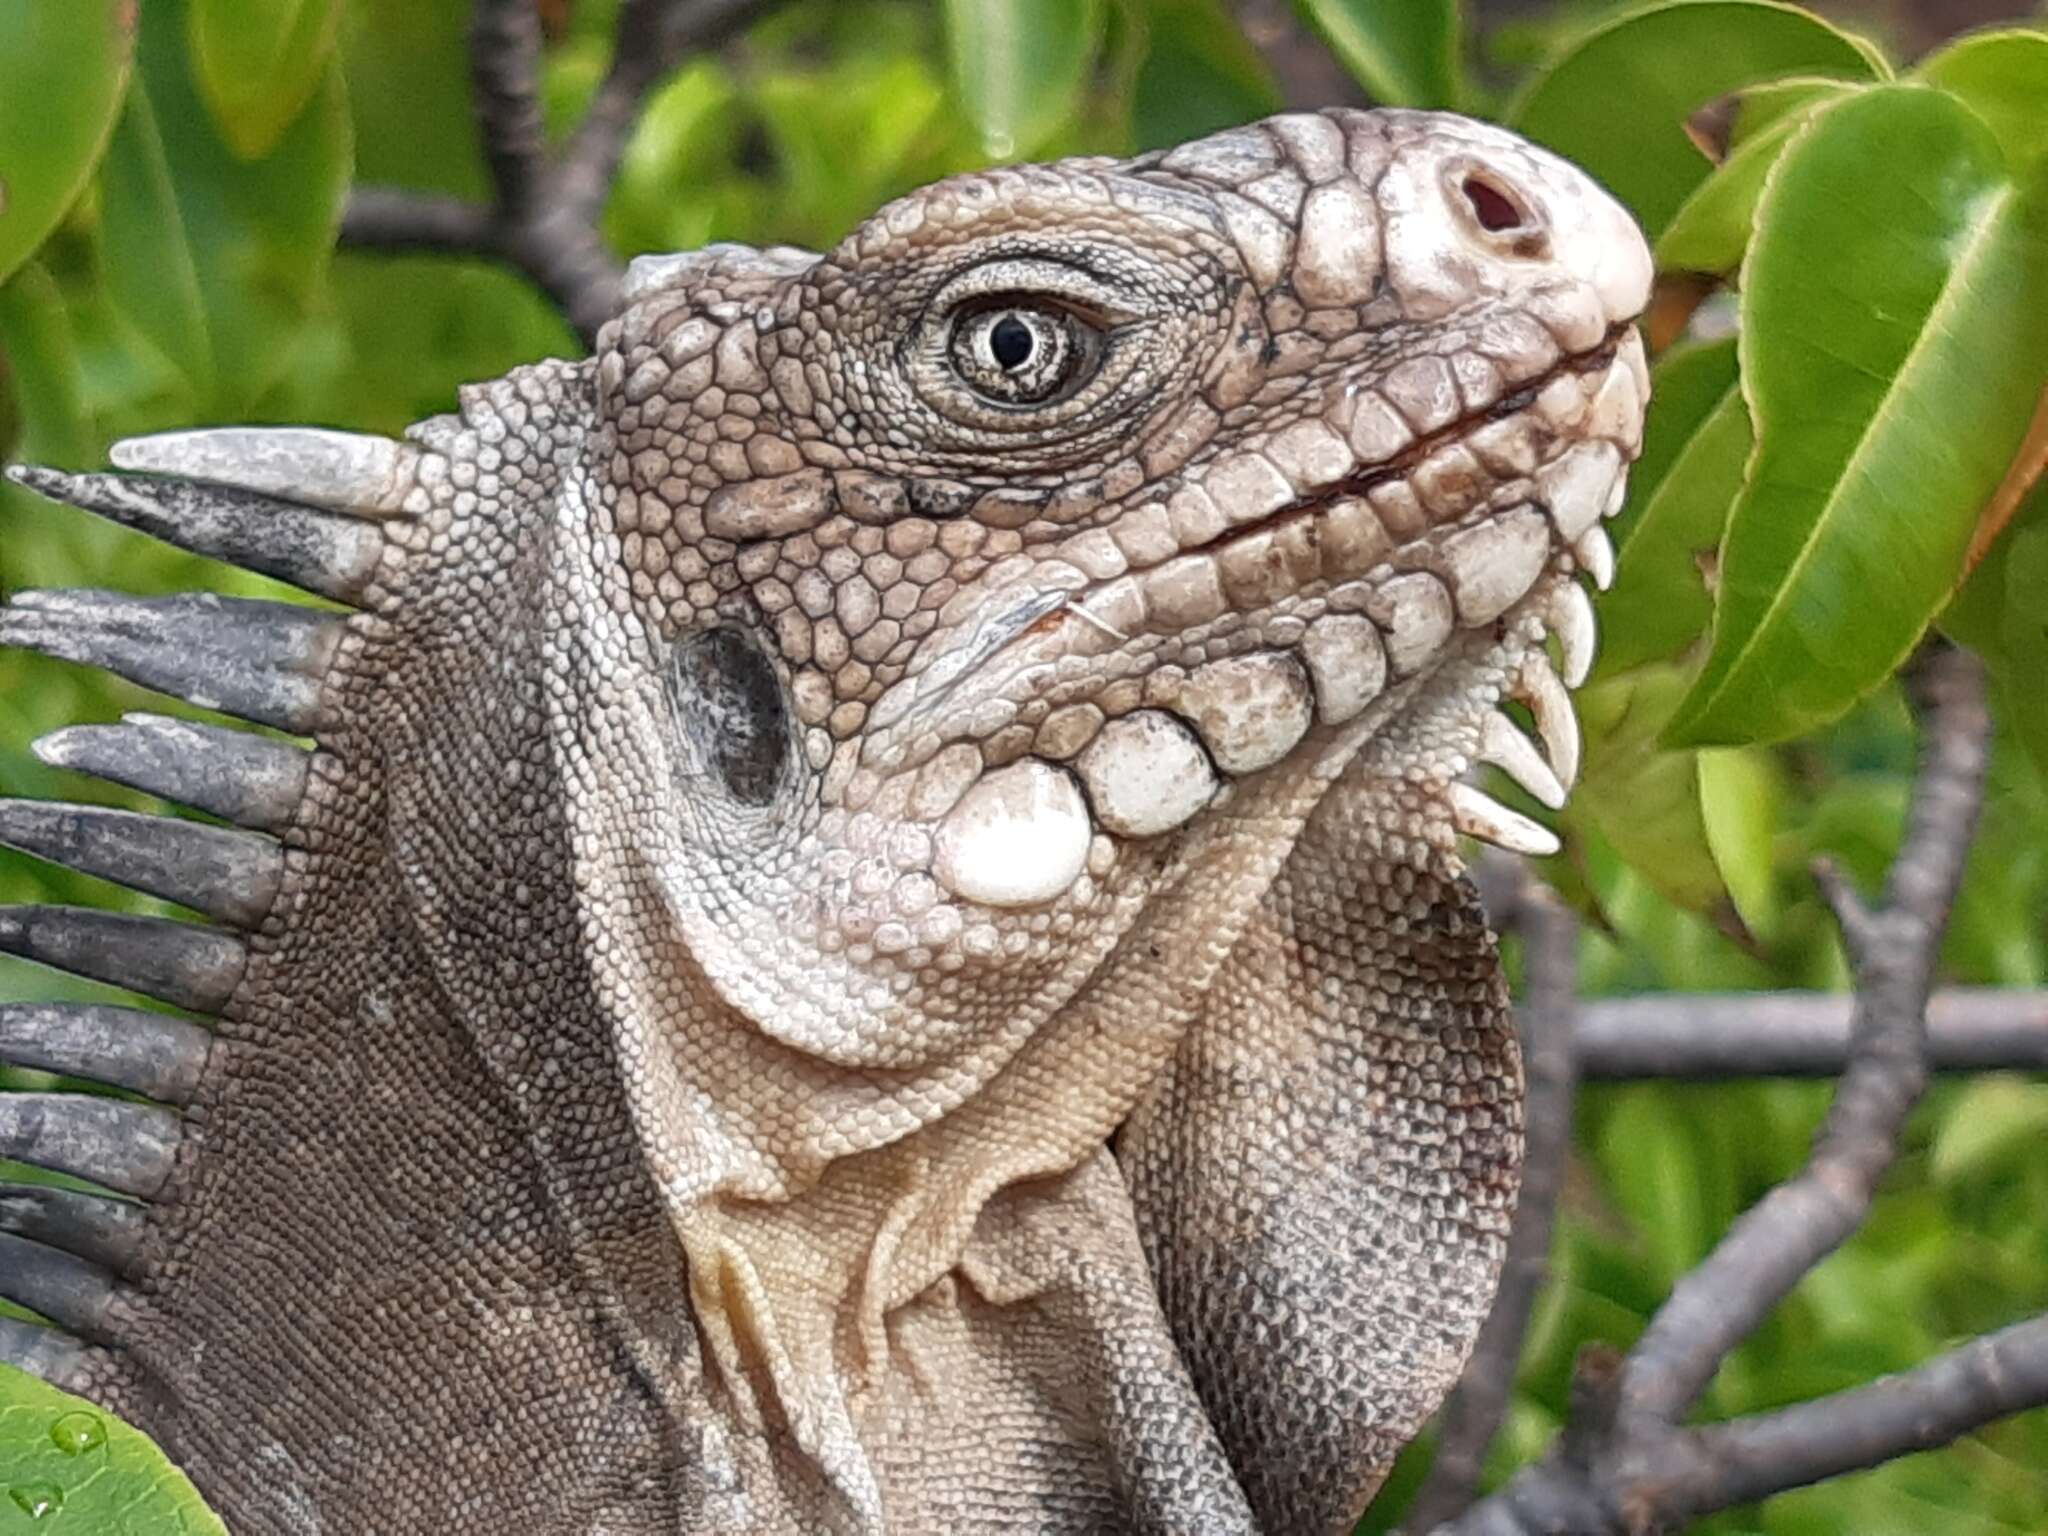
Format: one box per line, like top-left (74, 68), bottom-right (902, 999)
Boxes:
top-left (1, 109), bottom-right (1648, 1533)
top-left (564, 105), bottom-right (1644, 1110)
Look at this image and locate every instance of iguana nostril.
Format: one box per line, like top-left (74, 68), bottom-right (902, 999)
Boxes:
top-left (1462, 174), bottom-right (1525, 233)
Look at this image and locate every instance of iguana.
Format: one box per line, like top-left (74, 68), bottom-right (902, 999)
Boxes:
top-left (0, 107), bottom-right (1649, 1534)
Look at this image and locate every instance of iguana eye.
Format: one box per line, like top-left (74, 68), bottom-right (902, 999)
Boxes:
top-left (948, 303), bottom-right (1100, 406)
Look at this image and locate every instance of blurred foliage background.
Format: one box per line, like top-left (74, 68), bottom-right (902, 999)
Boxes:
top-left (1, 0), bottom-right (2045, 1531)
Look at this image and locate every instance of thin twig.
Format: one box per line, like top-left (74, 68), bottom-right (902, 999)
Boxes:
top-left (1406, 881), bottom-right (1582, 1529)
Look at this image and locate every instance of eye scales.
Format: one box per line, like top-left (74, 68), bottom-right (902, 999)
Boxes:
top-left (0, 108), bottom-right (1649, 1534)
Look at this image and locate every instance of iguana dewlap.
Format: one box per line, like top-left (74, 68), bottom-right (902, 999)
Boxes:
top-left (0, 108), bottom-right (1649, 1533)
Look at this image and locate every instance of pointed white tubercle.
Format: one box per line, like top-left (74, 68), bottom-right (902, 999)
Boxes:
top-left (110, 428), bottom-right (413, 518)
top-left (1448, 781), bottom-right (1561, 858)
top-left (1480, 711), bottom-right (1567, 810)
top-left (932, 759), bottom-right (1092, 908)
top-left (1574, 526), bottom-right (1615, 590)
top-left (1517, 656), bottom-right (1581, 790)
top-left (1536, 439), bottom-right (1622, 541)
top-left (1549, 581), bottom-right (1598, 687)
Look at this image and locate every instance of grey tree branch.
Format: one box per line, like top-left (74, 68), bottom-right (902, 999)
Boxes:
top-left (1425, 649), bottom-right (2034, 1534)
top-left (558, 0), bottom-right (768, 221)
top-left (339, 188), bottom-right (495, 253)
top-left (1659, 1313), bottom-right (2048, 1516)
top-left (469, 0), bottom-right (549, 216)
top-left (1621, 650), bottom-right (1988, 1426)
top-left (339, 0), bottom-right (777, 345)
top-left (1569, 986), bottom-right (2048, 1078)
top-left (1407, 881), bottom-right (1583, 1530)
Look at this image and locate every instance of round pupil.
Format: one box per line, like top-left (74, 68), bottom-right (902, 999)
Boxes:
top-left (990, 314), bottom-right (1035, 370)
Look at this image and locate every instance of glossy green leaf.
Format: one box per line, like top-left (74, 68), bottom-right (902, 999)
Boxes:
top-left (1565, 665), bottom-right (1730, 914)
top-left (188, 0), bottom-right (341, 159)
top-left (1916, 27), bottom-right (2048, 174)
top-left (1295, 0), bottom-right (1461, 109)
top-left (940, 0), bottom-right (1103, 159)
top-left (97, 0), bottom-right (350, 420)
top-left (1509, 0), bottom-right (1885, 236)
top-left (0, 1362), bottom-right (227, 1532)
top-left (1698, 745), bottom-right (1782, 935)
top-left (1599, 339), bottom-right (1750, 676)
top-left (0, 0), bottom-right (136, 284)
top-left (1131, 0), bottom-right (1282, 152)
top-left (1655, 77), bottom-right (1855, 273)
top-left (1669, 86), bottom-right (2048, 746)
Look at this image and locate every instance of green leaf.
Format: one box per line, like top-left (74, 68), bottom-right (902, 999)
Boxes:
top-left (1294, 0), bottom-right (1462, 109)
top-left (1668, 86), bottom-right (2048, 746)
top-left (0, 1362), bottom-right (227, 1532)
top-left (1916, 27), bottom-right (2048, 174)
top-left (187, 0), bottom-right (340, 159)
top-left (1656, 77), bottom-right (1856, 273)
top-left (98, 82), bottom-right (214, 408)
top-left (1130, 0), bottom-right (1283, 152)
top-left (1698, 745), bottom-right (1782, 936)
top-left (0, 263), bottom-right (91, 468)
top-left (96, 0), bottom-right (351, 420)
top-left (0, 0), bottom-right (136, 285)
top-left (1930, 1078), bottom-right (2048, 1186)
top-left (940, 0), bottom-right (1104, 160)
top-left (1565, 665), bottom-right (1731, 915)
top-left (1599, 338), bottom-right (1750, 676)
top-left (1509, 0), bottom-right (1886, 237)
top-left (1946, 482), bottom-right (2048, 783)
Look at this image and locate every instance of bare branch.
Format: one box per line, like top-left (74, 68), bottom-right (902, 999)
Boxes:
top-left (1430, 649), bottom-right (2007, 1535)
top-left (1570, 986), bottom-right (2048, 1078)
top-left (1657, 1313), bottom-right (2048, 1516)
top-left (338, 0), bottom-right (780, 346)
top-left (1622, 649), bottom-right (1989, 1425)
top-left (340, 188), bottom-right (496, 254)
top-left (469, 0), bottom-right (550, 216)
top-left (1407, 883), bottom-right (1582, 1529)
top-left (559, 0), bottom-right (769, 221)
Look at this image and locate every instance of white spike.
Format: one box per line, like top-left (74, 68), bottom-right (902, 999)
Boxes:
top-left (110, 428), bottom-right (414, 518)
top-left (1448, 781), bottom-right (1561, 857)
top-left (1550, 581), bottom-right (1598, 687)
top-left (1516, 655), bottom-right (1581, 790)
top-left (1480, 711), bottom-right (1566, 810)
top-left (1574, 526), bottom-right (1615, 590)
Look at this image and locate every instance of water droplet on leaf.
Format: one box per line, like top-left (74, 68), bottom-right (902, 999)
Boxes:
top-left (8, 1483), bottom-right (62, 1519)
top-left (50, 1410), bottom-right (105, 1455)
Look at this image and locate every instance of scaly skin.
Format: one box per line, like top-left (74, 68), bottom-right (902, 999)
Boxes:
top-left (0, 108), bottom-right (1650, 1532)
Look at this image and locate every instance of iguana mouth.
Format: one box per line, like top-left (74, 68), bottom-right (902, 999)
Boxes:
top-left (1195, 323), bottom-right (1631, 557)
top-left (860, 324), bottom-right (1643, 874)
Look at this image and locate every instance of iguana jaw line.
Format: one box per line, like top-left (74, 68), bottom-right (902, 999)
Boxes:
top-left (846, 326), bottom-right (1642, 892)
